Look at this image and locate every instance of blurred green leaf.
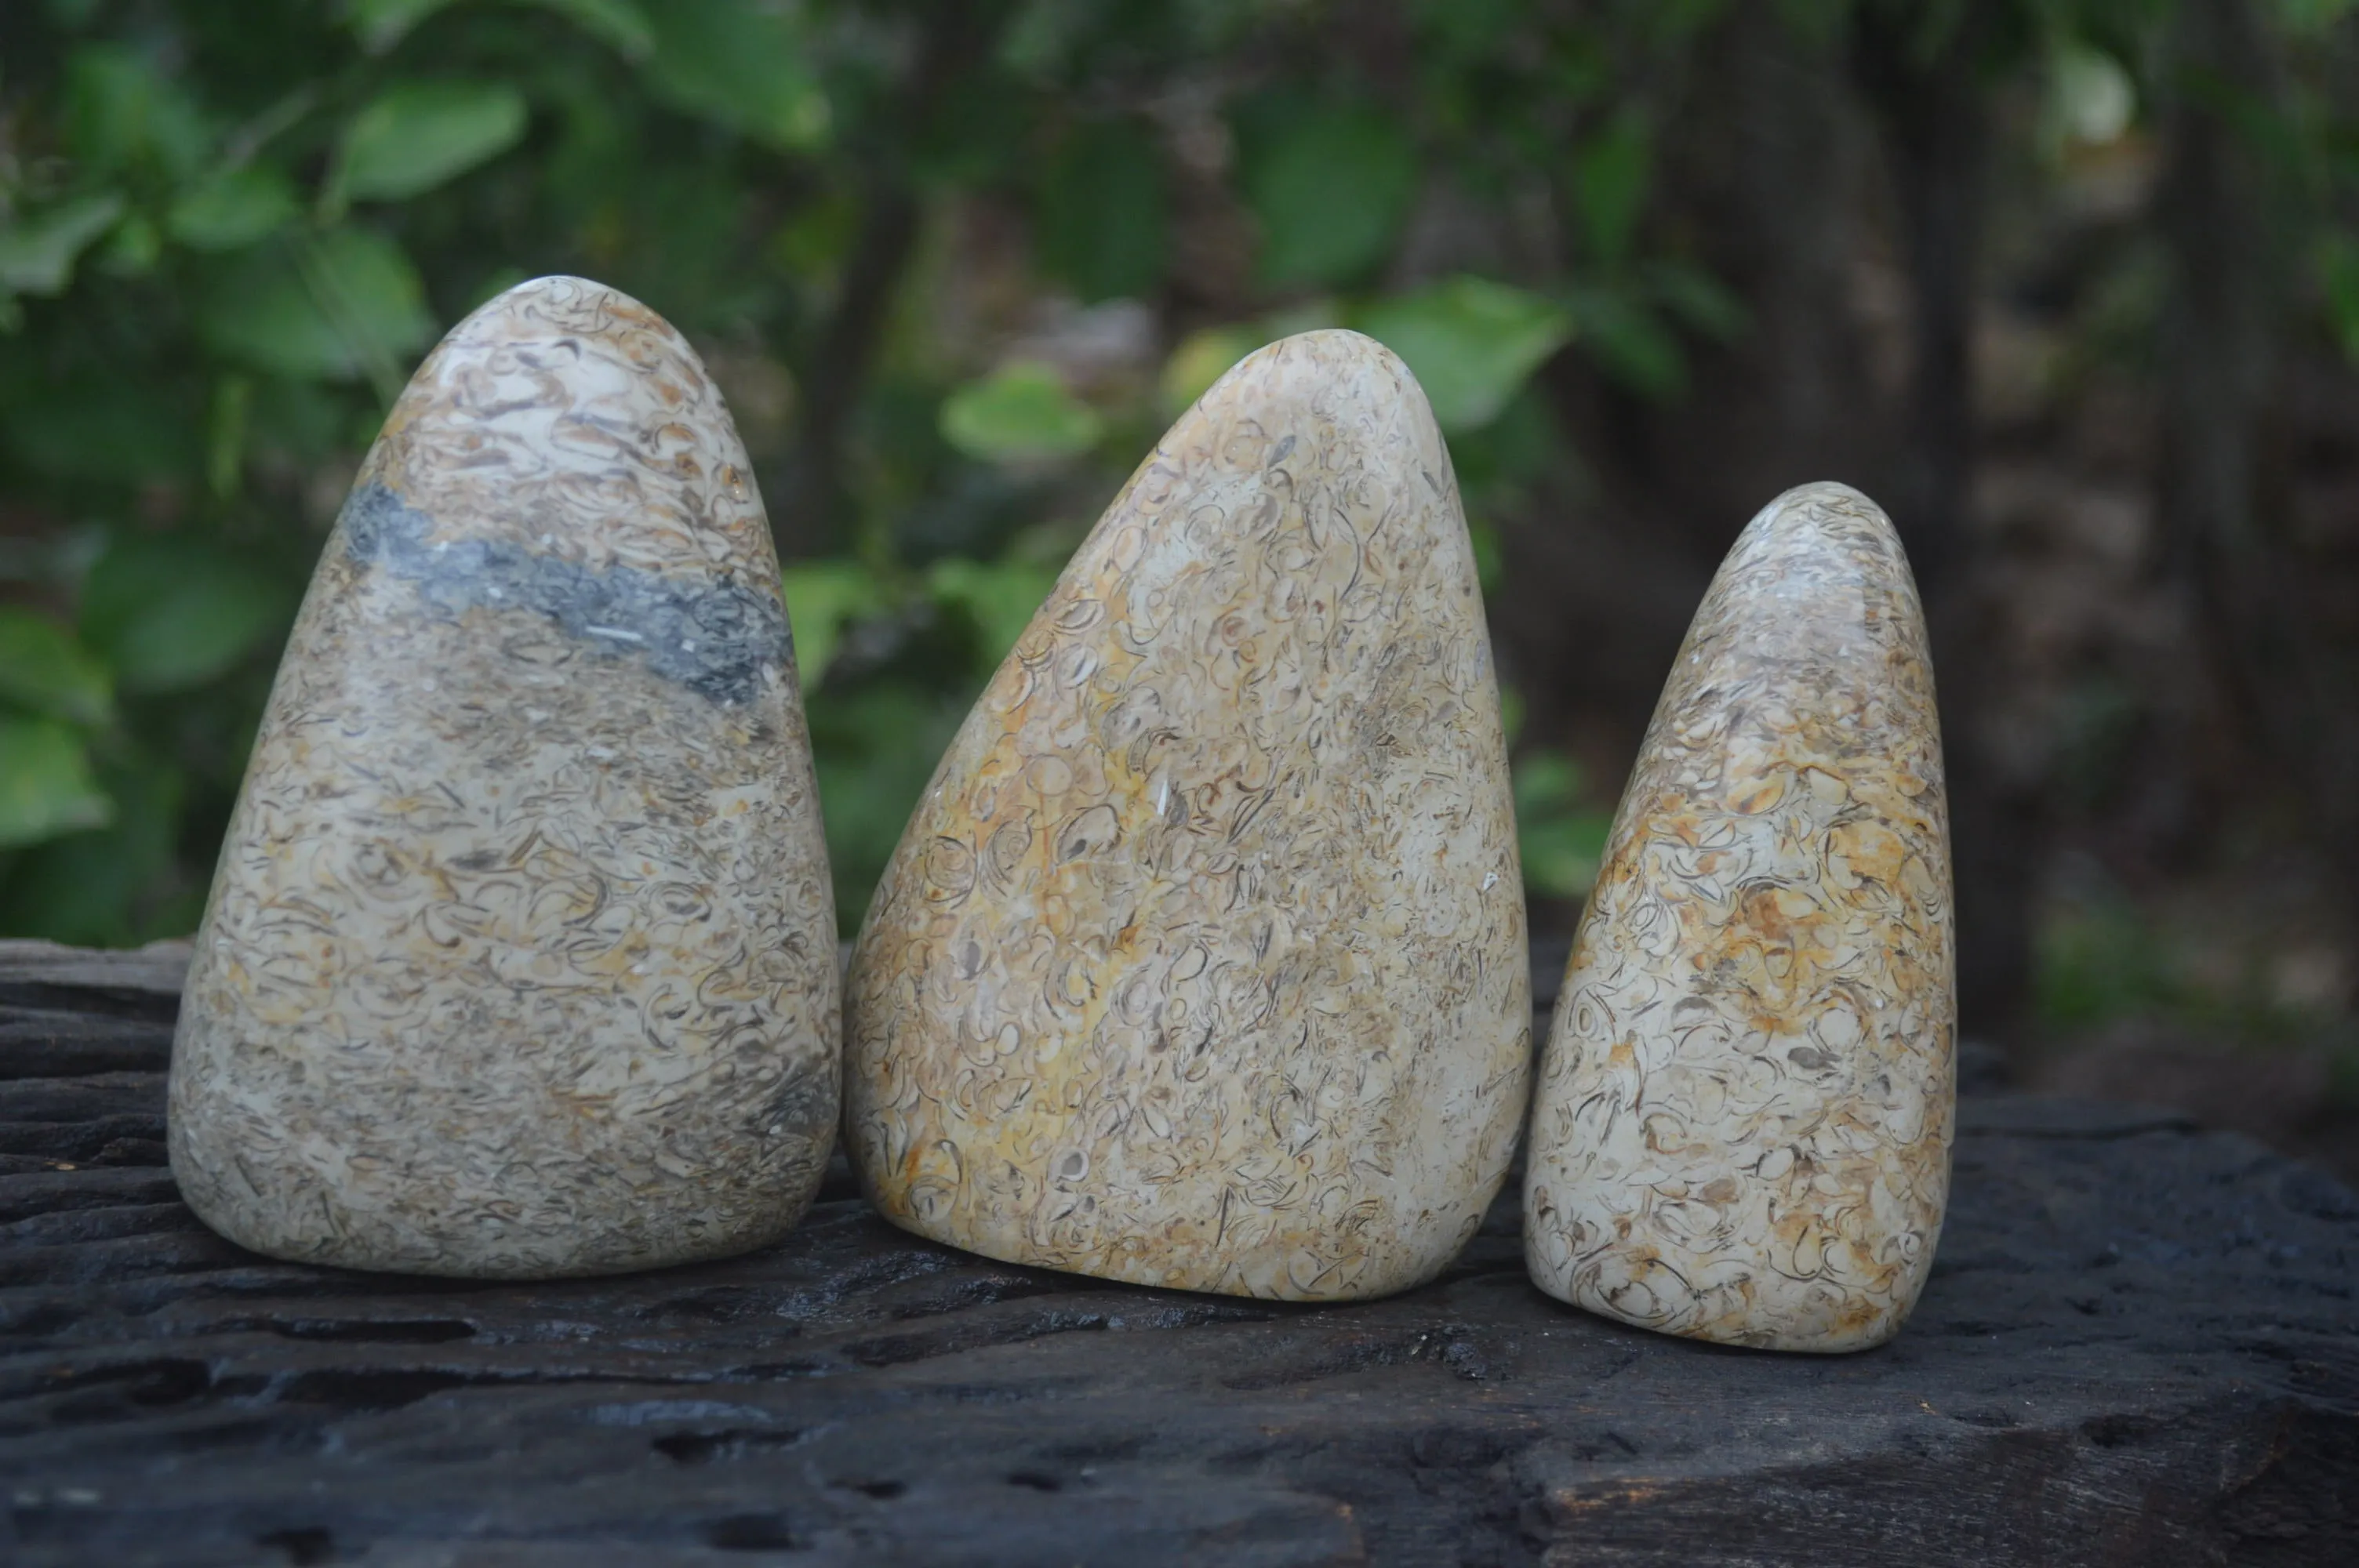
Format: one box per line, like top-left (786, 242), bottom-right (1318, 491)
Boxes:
top-left (207, 375), bottom-right (253, 499)
top-left (64, 44), bottom-right (209, 179)
top-left (647, 0), bottom-right (830, 151)
top-left (354, 0), bottom-right (653, 56)
top-left (195, 227), bottom-right (435, 383)
top-left (526, 0), bottom-right (656, 58)
top-left (781, 560), bottom-right (889, 690)
top-left (2319, 229), bottom-right (2359, 361)
top-left (1359, 276), bottom-right (1572, 432)
top-left (1238, 99), bottom-right (1419, 288)
top-left (810, 682), bottom-right (970, 935)
top-left (2276, 0), bottom-right (2359, 37)
top-left (327, 82), bottom-right (529, 213)
top-left (79, 538), bottom-right (296, 694)
top-left (1034, 118), bottom-right (1169, 303)
top-left (349, 0), bottom-right (456, 53)
top-left (0, 609), bottom-right (114, 726)
top-left (1574, 111), bottom-right (1649, 267)
top-left (1160, 325), bottom-right (1260, 413)
top-left (1649, 257), bottom-right (1747, 340)
top-left (2, 376), bottom-right (202, 484)
top-left (168, 166), bottom-right (301, 252)
top-left (0, 757), bottom-right (189, 946)
top-left (0, 194), bottom-right (126, 296)
top-left (0, 716), bottom-right (114, 850)
top-left (940, 361), bottom-right (1103, 463)
top-left (1467, 515), bottom-right (1503, 596)
top-left (1514, 749), bottom-right (1611, 901)
top-left (1572, 286), bottom-right (1684, 399)
top-left (99, 212), bottom-right (162, 276)
top-left (929, 557), bottom-right (1061, 669)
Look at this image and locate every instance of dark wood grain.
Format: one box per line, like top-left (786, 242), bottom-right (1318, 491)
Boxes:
top-left (2, 944), bottom-right (2353, 1566)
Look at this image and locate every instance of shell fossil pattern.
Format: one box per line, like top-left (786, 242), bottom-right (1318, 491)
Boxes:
top-left (1524, 481), bottom-right (1955, 1352)
top-left (844, 329), bottom-right (1531, 1301)
top-left (167, 275), bottom-right (839, 1279)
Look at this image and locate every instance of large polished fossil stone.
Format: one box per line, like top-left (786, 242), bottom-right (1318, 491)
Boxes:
top-left (1525, 482), bottom-right (1954, 1351)
top-left (168, 276), bottom-right (838, 1279)
top-left (845, 330), bottom-right (1529, 1301)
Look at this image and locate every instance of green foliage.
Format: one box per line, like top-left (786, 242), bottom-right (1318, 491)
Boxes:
top-left (2319, 230), bottom-right (2359, 359)
top-left (1034, 118), bottom-right (1169, 303)
top-left (940, 362), bottom-right (1105, 463)
top-left (78, 538), bottom-right (296, 695)
top-left (644, 0), bottom-right (827, 151)
top-left (1573, 111), bottom-right (1651, 267)
top-left (1159, 325), bottom-right (1260, 413)
top-left (27, 0), bottom-right (2215, 947)
top-left (1512, 750), bottom-right (1615, 902)
top-left (0, 193), bottom-right (126, 298)
top-left (1359, 277), bottom-right (1574, 433)
top-left (168, 169), bottom-right (300, 252)
top-left (780, 561), bottom-right (887, 691)
top-left (2034, 887), bottom-right (2344, 1046)
top-left (325, 82), bottom-right (530, 215)
top-left (194, 229), bottom-right (435, 386)
top-left (1237, 96), bottom-right (1419, 289)
top-left (0, 715), bottom-right (113, 850)
top-left (0, 608), bottom-right (113, 726)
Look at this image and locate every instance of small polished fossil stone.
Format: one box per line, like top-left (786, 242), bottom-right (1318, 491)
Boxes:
top-left (845, 330), bottom-right (1530, 1301)
top-left (169, 276), bottom-right (838, 1279)
top-left (1525, 481), bottom-right (1954, 1352)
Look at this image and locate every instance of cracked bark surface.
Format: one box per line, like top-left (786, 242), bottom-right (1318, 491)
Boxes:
top-left (3, 940), bottom-right (2355, 1566)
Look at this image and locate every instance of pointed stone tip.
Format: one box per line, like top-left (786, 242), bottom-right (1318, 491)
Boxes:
top-left (1190, 328), bottom-right (1448, 467)
top-left (1766, 477), bottom-right (1884, 514)
top-left (362, 272), bottom-right (772, 574)
top-left (1749, 481), bottom-right (1909, 553)
top-left (460, 274), bottom-right (672, 339)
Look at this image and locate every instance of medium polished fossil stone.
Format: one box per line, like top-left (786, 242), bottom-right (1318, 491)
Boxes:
top-left (845, 330), bottom-right (1529, 1301)
top-left (168, 276), bottom-right (838, 1279)
top-left (1525, 481), bottom-right (1955, 1352)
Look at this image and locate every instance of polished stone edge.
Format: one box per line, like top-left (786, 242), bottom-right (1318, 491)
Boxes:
top-left (340, 481), bottom-right (794, 706)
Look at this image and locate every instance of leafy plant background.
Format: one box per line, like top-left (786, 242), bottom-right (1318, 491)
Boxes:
top-left (4, 0), bottom-right (2358, 1169)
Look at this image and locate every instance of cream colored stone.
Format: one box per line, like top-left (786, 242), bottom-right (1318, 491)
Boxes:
top-left (168, 276), bottom-right (838, 1279)
top-left (845, 330), bottom-right (1528, 1301)
top-left (1525, 481), bottom-right (1954, 1352)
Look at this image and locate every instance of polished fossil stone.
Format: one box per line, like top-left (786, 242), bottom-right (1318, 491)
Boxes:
top-left (845, 330), bottom-right (1529, 1301)
top-left (1525, 481), bottom-right (1954, 1352)
top-left (168, 276), bottom-right (838, 1279)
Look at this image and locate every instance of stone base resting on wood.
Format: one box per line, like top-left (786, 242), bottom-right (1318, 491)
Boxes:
top-left (3, 940), bottom-right (2355, 1566)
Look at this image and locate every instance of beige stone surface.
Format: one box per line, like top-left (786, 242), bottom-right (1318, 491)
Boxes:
top-left (845, 330), bottom-right (1528, 1301)
top-left (1525, 481), bottom-right (1955, 1352)
top-left (168, 276), bottom-right (838, 1279)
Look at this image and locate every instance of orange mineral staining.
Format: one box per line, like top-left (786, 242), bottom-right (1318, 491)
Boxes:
top-left (845, 331), bottom-right (1529, 1301)
top-left (1524, 482), bottom-right (1954, 1351)
top-left (169, 278), bottom-right (838, 1278)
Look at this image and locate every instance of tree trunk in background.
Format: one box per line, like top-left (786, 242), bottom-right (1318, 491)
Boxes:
top-left (1498, 6), bottom-right (1885, 782)
top-left (789, 187), bottom-right (919, 557)
top-left (1853, 2), bottom-right (2037, 1050)
top-left (2155, 2), bottom-right (2359, 989)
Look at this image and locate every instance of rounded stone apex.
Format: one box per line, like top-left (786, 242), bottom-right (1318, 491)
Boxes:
top-left (1180, 328), bottom-right (1452, 484)
top-left (457, 272), bottom-right (673, 335)
top-left (362, 274), bottom-right (770, 575)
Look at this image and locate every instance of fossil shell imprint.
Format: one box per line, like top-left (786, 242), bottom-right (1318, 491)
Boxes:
top-left (1525, 482), bottom-right (1954, 1351)
top-left (845, 330), bottom-right (1530, 1301)
top-left (168, 276), bottom-right (839, 1279)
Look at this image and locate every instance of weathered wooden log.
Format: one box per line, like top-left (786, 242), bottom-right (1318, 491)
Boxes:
top-left (2, 940), bottom-right (2354, 1566)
